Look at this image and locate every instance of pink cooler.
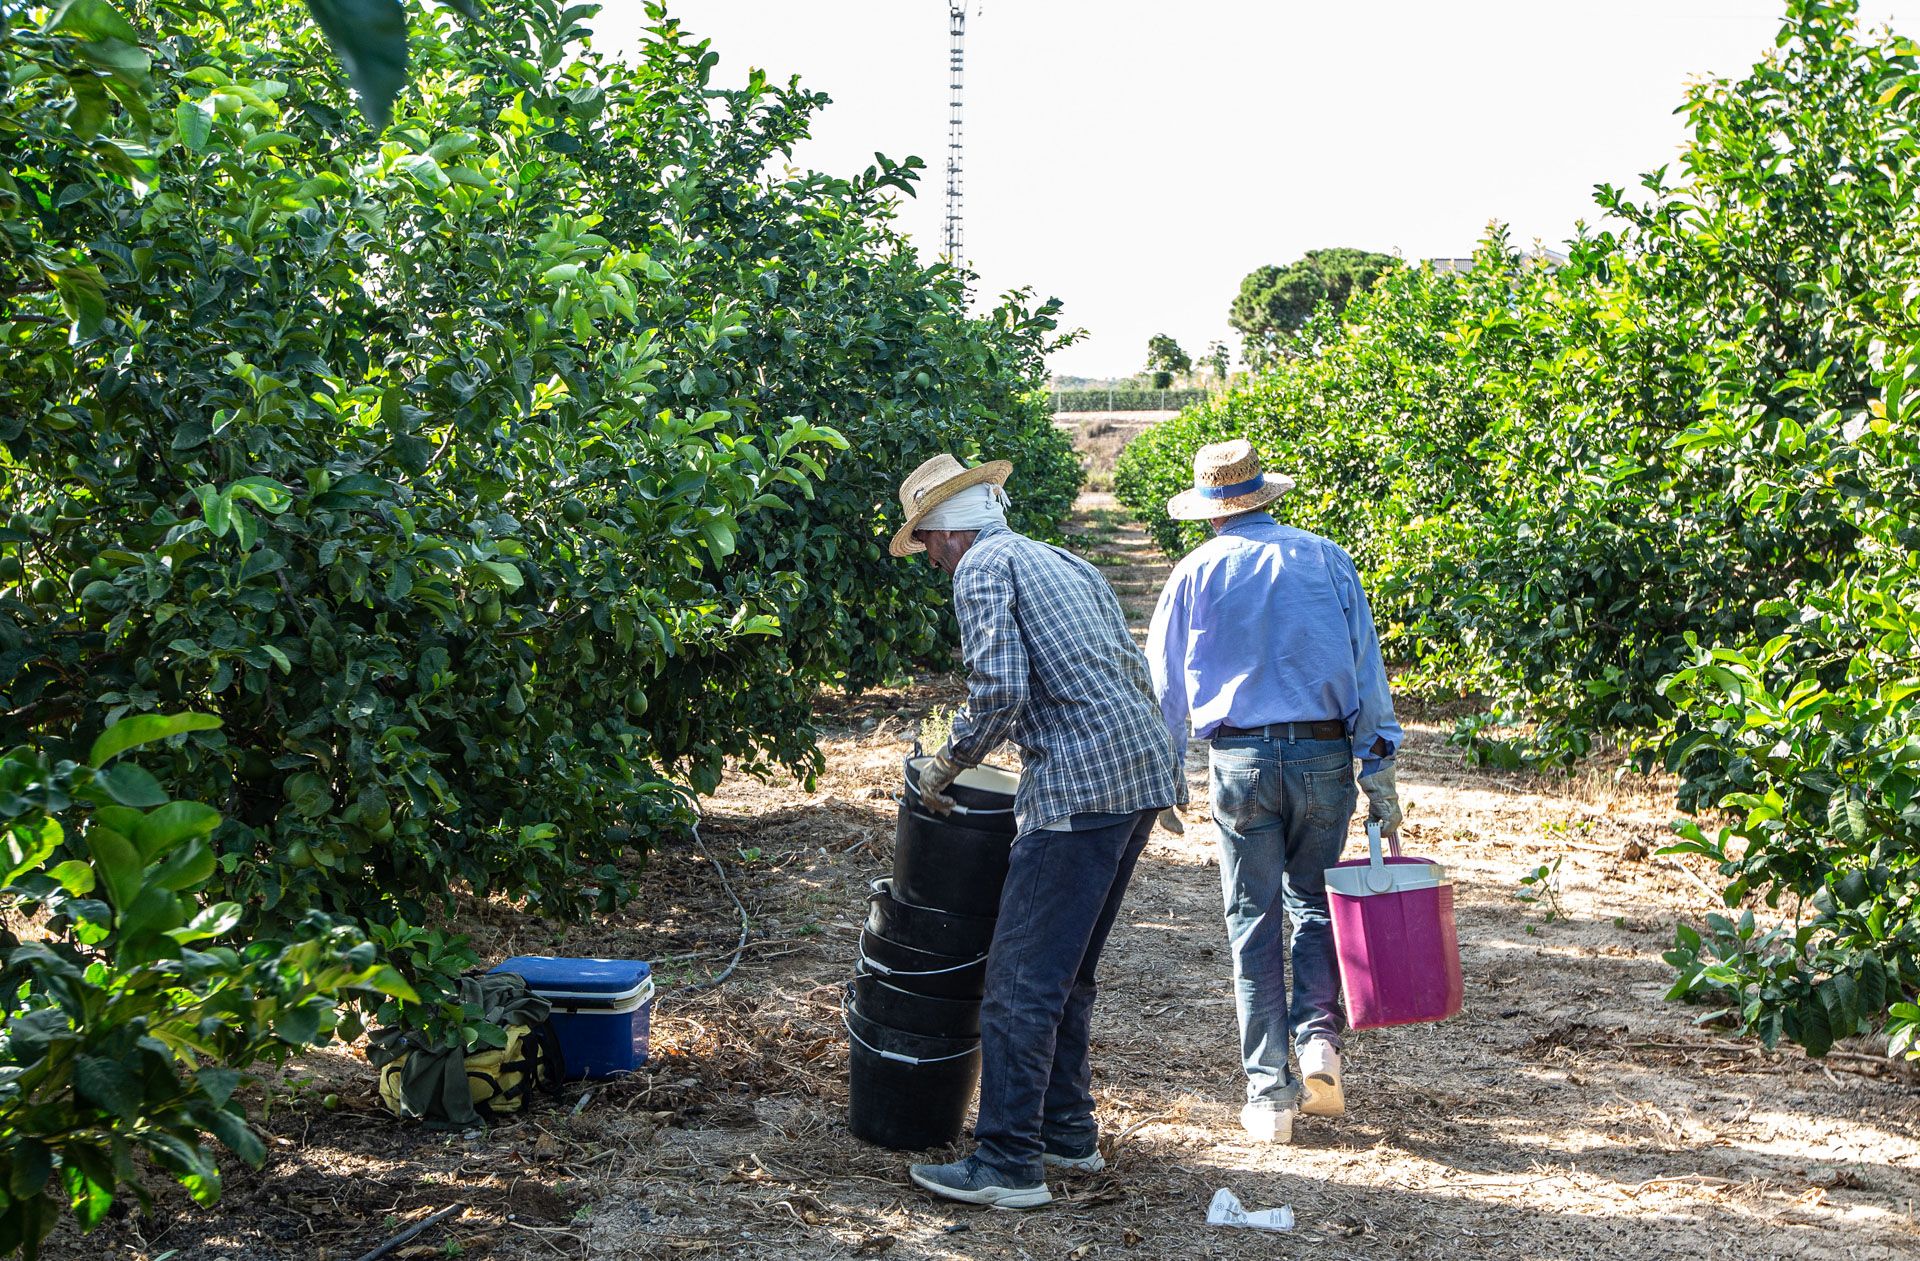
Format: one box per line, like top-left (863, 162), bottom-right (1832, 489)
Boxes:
top-left (1325, 822), bottom-right (1464, 1029)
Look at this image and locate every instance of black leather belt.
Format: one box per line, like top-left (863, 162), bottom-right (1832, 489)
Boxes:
top-left (1212, 720), bottom-right (1348, 741)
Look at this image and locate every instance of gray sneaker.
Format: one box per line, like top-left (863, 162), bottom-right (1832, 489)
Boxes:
top-left (909, 1155), bottom-right (1052, 1209)
top-left (1041, 1137), bottom-right (1106, 1173)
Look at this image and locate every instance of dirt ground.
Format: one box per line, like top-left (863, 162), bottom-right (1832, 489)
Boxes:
top-left (55, 493), bottom-right (1920, 1261)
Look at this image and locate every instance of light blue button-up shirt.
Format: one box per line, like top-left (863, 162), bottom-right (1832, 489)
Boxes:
top-left (1146, 512), bottom-right (1402, 774)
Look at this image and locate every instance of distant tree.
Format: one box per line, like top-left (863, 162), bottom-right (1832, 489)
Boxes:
top-left (1230, 248), bottom-right (1397, 365)
top-left (1145, 334), bottom-right (1192, 388)
top-left (1205, 339), bottom-right (1232, 388)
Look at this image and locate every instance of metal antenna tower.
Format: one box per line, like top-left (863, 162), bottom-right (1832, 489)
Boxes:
top-left (944, 3), bottom-right (966, 264)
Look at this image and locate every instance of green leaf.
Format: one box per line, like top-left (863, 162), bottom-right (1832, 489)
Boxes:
top-left (1858, 955), bottom-right (1888, 1015)
top-left (73, 1055), bottom-right (142, 1121)
top-left (89, 712), bottom-right (221, 767)
top-left (3, 817), bottom-right (62, 886)
top-left (476, 560), bottom-right (523, 591)
top-left (83, 825), bottom-right (141, 912)
top-left (1796, 995), bottom-right (1834, 1059)
top-left (48, 859), bottom-right (96, 896)
top-left (176, 98), bottom-right (213, 152)
top-left (62, 1152), bottom-right (115, 1229)
top-left (699, 517), bottom-right (736, 562)
top-left (397, 153), bottom-right (450, 191)
top-left (361, 964), bottom-right (420, 1002)
top-left (197, 1067), bottom-right (242, 1106)
top-left (133, 801), bottom-right (222, 860)
top-left (1820, 973), bottom-right (1861, 1035)
top-left (205, 1107), bottom-right (267, 1166)
top-left (47, 0), bottom-right (141, 43)
top-left (194, 483), bottom-right (232, 538)
top-left (230, 504), bottom-right (259, 550)
top-left (275, 1001), bottom-right (326, 1045)
top-left (167, 899), bottom-right (243, 942)
top-left (76, 37), bottom-right (150, 77)
top-left (304, 0), bottom-right (410, 130)
top-left (1829, 794), bottom-right (1871, 847)
top-left (94, 763), bottom-right (167, 807)
top-left (150, 838), bottom-right (216, 891)
top-left (52, 263), bottom-right (108, 343)
top-left (8, 1139), bottom-right (50, 1199)
top-left (229, 476), bottom-right (294, 514)
top-left (243, 131), bottom-right (300, 153)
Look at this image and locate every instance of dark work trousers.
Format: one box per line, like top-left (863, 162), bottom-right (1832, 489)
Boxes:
top-left (972, 808), bottom-right (1157, 1184)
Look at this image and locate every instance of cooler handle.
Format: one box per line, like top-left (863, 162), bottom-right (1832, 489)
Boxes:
top-left (1363, 821), bottom-right (1404, 894)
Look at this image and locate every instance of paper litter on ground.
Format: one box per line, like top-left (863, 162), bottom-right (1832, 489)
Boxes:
top-left (1207, 1187), bottom-right (1295, 1231)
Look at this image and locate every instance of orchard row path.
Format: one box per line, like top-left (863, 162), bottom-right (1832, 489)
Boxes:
top-left (58, 492), bottom-right (1920, 1261)
top-left (576, 491), bottom-right (1920, 1261)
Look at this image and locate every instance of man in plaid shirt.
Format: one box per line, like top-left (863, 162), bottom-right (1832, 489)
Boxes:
top-left (886, 454), bottom-right (1183, 1210)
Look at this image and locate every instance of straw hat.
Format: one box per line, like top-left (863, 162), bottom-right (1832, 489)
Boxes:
top-left (888, 453), bottom-right (1014, 557)
top-left (1165, 439), bottom-right (1295, 521)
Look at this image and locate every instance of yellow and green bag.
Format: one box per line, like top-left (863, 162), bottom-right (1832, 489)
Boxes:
top-left (368, 973), bottom-right (565, 1127)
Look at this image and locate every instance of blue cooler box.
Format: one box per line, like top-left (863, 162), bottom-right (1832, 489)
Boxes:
top-left (492, 956), bottom-right (654, 1080)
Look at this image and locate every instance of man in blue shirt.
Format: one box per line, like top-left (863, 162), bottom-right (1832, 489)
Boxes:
top-left (1146, 439), bottom-right (1404, 1144)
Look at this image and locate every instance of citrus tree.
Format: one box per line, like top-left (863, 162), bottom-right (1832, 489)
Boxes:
top-left (3, 0), bottom-right (1076, 1031)
top-left (1114, 0), bottom-right (1920, 1054)
top-left (2, 0), bottom-right (1080, 1244)
top-left (0, 714), bottom-right (413, 1258)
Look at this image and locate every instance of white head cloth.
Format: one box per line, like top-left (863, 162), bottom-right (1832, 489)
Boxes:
top-left (918, 482), bottom-right (1011, 533)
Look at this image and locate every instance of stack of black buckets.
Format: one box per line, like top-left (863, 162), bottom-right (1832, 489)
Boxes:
top-left (845, 754), bottom-right (1017, 1149)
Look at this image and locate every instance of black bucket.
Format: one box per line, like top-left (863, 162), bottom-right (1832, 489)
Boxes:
top-left (902, 756), bottom-right (1019, 834)
top-left (866, 878), bottom-right (998, 958)
top-left (857, 928), bottom-right (987, 1000)
top-left (851, 970), bottom-right (982, 1039)
top-left (845, 999), bottom-right (981, 1150)
top-left (892, 806), bottom-right (1012, 919)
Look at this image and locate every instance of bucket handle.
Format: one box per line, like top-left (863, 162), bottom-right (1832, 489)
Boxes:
top-left (858, 929), bottom-right (987, 978)
top-left (895, 786), bottom-right (1016, 819)
top-left (841, 990), bottom-right (979, 1065)
top-left (1363, 821), bottom-right (1404, 894)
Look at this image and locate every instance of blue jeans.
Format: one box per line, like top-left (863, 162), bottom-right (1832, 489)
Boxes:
top-left (973, 809), bottom-right (1156, 1183)
top-left (1209, 733), bottom-right (1356, 1110)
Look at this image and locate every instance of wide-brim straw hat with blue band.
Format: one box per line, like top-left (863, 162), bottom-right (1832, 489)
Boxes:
top-left (1165, 439), bottom-right (1295, 521)
top-left (889, 453), bottom-right (1014, 557)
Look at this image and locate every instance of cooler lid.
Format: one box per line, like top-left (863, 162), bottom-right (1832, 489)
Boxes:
top-left (1324, 822), bottom-right (1452, 898)
top-left (493, 955), bottom-right (653, 1000)
top-left (1325, 856), bottom-right (1450, 898)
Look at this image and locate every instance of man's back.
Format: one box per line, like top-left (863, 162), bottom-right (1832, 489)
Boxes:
top-left (1147, 512), bottom-right (1401, 770)
top-left (946, 523), bottom-right (1181, 832)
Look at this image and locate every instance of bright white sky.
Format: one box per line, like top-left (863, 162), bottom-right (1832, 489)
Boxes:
top-left (598, 2), bottom-right (1920, 379)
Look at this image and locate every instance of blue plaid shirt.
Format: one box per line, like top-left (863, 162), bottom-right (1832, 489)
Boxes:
top-left (947, 523), bottom-right (1185, 833)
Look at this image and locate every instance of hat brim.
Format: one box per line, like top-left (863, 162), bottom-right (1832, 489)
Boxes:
top-left (1165, 474), bottom-right (1294, 522)
top-left (889, 460), bottom-right (1014, 556)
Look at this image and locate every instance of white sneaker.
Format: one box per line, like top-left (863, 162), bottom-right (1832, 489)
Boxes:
top-left (1042, 1148), bottom-right (1107, 1174)
top-left (1298, 1039), bottom-right (1344, 1117)
top-left (1239, 1103), bottom-right (1295, 1144)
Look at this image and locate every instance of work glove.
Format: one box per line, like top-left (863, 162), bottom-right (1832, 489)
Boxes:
top-left (1357, 763), bottom-right (1403, 839)
top-left (917, 743), bottom-right (962, 815)
top-left (1156, 807), bottom-right (1185, 836)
